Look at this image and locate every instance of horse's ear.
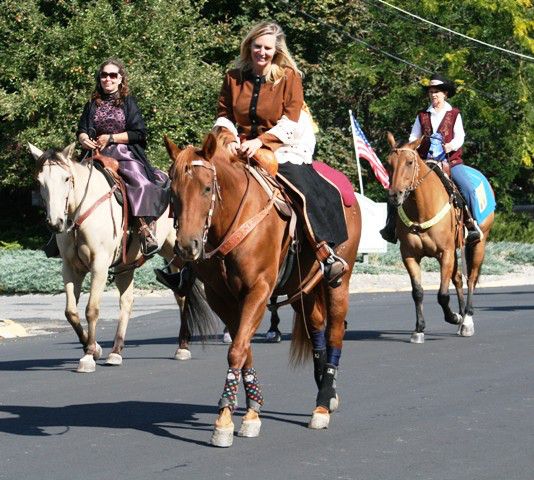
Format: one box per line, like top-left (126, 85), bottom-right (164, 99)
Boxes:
top-left (386, 132), bottom-right (397, 150)
top-left (61, 143), bottom-right (76, 161)
top-left (163, 135), bottom-right (181, 160)
top-left (28, 143), bottom-right (43, 162)
top-left (201, 132), bottom-right (218, 161)
top-left (408, 136), bottom-right (423, 151)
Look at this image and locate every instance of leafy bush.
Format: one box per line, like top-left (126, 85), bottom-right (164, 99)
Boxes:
top-left (490, 212), bottom-right (534, 243)
top-left (0, 249), bottom-right (166, 294)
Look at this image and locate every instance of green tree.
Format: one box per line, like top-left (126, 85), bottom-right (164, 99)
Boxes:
top-left (0, 0), bottom-right (222, 189)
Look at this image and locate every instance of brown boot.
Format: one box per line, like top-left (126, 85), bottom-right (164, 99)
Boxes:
top-left (138, 218), bottom-right (159, 256)
top-left (315, 241), bottom-right (348, 288)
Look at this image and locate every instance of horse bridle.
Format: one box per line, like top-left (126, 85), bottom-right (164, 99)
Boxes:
top-left (188, 159), bottom-right (222, 249)
top-left (178, 157), bottom-right (259, 260)
top-left (40, 157), bottom-right (75, 227)
top-left (392, 148), bottom-right (439, 200)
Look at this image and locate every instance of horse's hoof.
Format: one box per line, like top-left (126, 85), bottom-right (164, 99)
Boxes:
top-left (265, 330), bottom-right (282, 343)
top-left (222, 331), bottom-right (232, 344)
top-left (308, 409), bottom-right (330, 429)
top-left (77, 354), bottom-right (96, 373)
top-left (211, 425), bottom-right (234, 447)
top-left (410, 332), bottom-right (425, 344)
top-left (238, 418), bottom-right (261, 437)
top-left (452, 312), bottom-right (463, 325)
top-left (174, 348), bottom-right (192, 361)
top-left (458, 315), bottom-right (475, 337)
top-left (105, 353), bottom-right (123, 366)
top-left (329, 394), bottom-right (340, 412)
top-left (93, 342), bottom-right (102, 360)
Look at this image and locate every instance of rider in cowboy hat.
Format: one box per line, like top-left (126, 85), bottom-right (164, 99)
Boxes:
top-left (380, 73), bottom-right (484, 245)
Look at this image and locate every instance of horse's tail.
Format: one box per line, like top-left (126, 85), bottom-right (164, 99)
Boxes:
top-left (183, 278), bottom-right (219, 342)
top-left (289, 309), bottom-right (312, 367)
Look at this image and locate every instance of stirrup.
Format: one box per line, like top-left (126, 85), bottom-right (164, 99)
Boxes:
top-left (465, 221), bottom-right (483, 245)
top-left (139, 219), bottom-right (159, 256)
top-left (320, 247), bottom-right (348, 288)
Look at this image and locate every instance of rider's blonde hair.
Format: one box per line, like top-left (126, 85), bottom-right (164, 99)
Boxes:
top-left (236, 21), bottom-right (302, 83)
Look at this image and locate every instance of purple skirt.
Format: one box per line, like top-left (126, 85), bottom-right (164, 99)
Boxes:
top-left (103, 144), bottom-right (170, 218)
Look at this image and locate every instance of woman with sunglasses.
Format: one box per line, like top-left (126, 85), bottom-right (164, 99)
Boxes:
top-left (77, 58), bottom-right (169, 255)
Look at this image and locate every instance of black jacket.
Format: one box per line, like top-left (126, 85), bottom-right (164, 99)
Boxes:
top-left (77, 95), bottom-right (158, 178)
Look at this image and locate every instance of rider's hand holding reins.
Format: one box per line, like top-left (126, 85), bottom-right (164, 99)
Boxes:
top-left (240, 138), bottom-right (262, 158)
top-left (79, 134), bottom-right (98, 151)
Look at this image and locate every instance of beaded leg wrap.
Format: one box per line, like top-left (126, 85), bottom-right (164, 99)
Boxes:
top-left (218, 367), bottom-right (241, 412)
top-left (316, 363), bottom-right (338, 411)
top-left (313, 349), bottom-right (327, 389)
top-left (242, 367), bottom-right (264, 412)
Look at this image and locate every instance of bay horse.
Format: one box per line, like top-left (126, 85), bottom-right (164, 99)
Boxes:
top-left (164, 132), bottom-right (362, 447)
top-left (385, 133), bottom-right (494, 343)
top-left (29, 143), bottom-right (215, 372)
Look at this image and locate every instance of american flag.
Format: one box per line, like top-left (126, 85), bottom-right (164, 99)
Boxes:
top-left (350, 112), bottom-right (390, 189)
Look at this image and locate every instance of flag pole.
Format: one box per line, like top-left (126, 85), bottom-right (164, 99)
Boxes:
top-left (349, 109), bottom-right (364, 196)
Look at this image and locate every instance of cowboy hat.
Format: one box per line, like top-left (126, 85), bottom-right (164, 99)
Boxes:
top-left (423, 73), bottom-right (456, 98)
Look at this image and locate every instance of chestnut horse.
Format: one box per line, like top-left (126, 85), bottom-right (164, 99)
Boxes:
top-left (30, 143), bottom-right (215, 372)
top-left (165, 133), bottom-right (361, 447)
top-left (385, 133), bottom-right (494, 343)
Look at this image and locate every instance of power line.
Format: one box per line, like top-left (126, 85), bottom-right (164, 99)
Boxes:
top-left (368, 0), bottom-right (534, 62)
top-left (296, 9), bottom-right (432, 75)
top-left (290, 5), bottom-right (516, 108)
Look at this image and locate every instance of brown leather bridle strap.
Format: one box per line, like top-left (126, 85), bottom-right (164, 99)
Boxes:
top-left (72, 184), bottom-right (118, 230)
top-left (207, 195), bottom-right (276, 258)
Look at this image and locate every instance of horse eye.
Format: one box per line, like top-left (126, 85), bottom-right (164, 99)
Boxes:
top-left (205, 185), bottom-right (211, 194)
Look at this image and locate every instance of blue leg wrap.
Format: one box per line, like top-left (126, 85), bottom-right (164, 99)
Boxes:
top-left (311, 329), bottom-right (326, 350)
top-left (327, 346), bottom-right (342, 367)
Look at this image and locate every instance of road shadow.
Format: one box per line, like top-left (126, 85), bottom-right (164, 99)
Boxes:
top-left (0, 357), bottom-right (79, 372)
top-left (0, 402), bottom-right (314, 443)
top-left (0, 401), bottom-right (216, 446)
top-left (344, 329), bottom-right (446, 343)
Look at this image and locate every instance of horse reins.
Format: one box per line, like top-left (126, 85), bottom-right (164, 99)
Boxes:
top-left (186, 158), bottom-right (276, 260)
top-left (393, 147), bottom-right (439, 195)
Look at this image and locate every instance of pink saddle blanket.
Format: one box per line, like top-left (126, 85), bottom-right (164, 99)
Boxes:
top-left (312, 161), bottom-right (356, 207)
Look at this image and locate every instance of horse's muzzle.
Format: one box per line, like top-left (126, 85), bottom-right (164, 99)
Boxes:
top-left (46, 217), bottom-right (66, 233)
top-left (388, 191), bottom-right (408, 207)
top-left (174, 237), bottom-right (203, 261)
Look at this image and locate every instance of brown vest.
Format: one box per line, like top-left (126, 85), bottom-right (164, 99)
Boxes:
top-left (417, 108), bottom-right (463, 167)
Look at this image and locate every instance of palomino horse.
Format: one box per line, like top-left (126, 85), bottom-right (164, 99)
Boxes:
top-left (165, 133), bottom-right (362, 447)
top-left (385, 133), bottom-right (494, 343)
top-left (30, 143), bottom-right (214, 372)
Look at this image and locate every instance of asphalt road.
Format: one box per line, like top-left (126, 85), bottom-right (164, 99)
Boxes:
top-left (1, 286), bottom-right (533, 480)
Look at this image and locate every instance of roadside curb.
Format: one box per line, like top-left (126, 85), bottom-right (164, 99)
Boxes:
top-left (0, 319), bottom-right (28, 339)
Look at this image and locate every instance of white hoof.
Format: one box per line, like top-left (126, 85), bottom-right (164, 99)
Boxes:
top-left (77, 354), bottom-right (96, 373)
top-left (410, 332), bottom-right (425, 344)
top-left (453, 312), bottom-right (463, 325)
top-left (222, 331), bottom-right (232, 344)
top-left (211, 425), bottom-right (234, 447)
top-left (174, 348), bottom-right (192, 361)
top-left (458, 315), bottom-right (475, 337)
top-left (238, 418), bottom-right (261, 437)
top-left (308, 411), bottom-right (330, 429)
top-left (329, 394), bottom-right (340, 413)
top-left (93, 342), bottom-right (102, 360)
top-left (105, 353), bottom-right (123, 366)
top-left (265, 330), bottom-right (282, 343)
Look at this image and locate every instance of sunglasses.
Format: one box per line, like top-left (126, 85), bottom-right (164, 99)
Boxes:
top-left (100, 71), bottom-right (120, 79)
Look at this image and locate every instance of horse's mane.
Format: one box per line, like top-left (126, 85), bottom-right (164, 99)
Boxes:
top-left (34, 148), bottom-right (68, 176)
top-left (170, 135), bottom-right (243, 182)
